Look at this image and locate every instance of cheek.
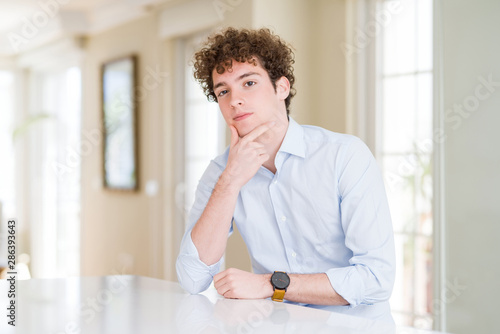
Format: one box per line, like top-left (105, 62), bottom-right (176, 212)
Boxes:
top-left (218, 105), bottom-right (232, 122)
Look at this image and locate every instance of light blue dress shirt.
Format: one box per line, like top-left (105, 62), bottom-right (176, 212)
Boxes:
top-left (176, 117), bottom-right (396, 323)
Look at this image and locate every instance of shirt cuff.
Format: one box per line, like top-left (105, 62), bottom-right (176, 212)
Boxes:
top-left (176, 230), bottom-right (223, 294)
top-left (325, 266), bottom-right (367, 308)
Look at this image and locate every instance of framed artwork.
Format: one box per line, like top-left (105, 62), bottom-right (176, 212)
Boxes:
top-left (101, 55), bottom-right (139, 191)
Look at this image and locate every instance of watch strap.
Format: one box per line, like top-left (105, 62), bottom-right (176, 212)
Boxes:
top-left (272, 288), bottom-right (286, 302)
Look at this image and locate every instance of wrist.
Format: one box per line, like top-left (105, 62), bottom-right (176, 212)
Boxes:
top-left (262, 273), bottom-right (274, 298)
top-left (218, 170), bottom-right (243, 193)
top-left (270, 271), bottom-right (290, 302)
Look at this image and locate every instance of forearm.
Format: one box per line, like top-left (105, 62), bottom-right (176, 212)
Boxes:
top-left (286, 273), bottom-right (348, 305)
top-left (191, 171), bottom-right (240, 266)
top-left (260, 273), bottom-right (349, 306)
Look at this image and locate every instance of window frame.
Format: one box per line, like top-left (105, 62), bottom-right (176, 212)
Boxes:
top-left (345, 0), bottom-right (446, 330)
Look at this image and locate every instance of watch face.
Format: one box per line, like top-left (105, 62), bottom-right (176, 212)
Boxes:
top-left (271, 272), bottom-right (290, 290)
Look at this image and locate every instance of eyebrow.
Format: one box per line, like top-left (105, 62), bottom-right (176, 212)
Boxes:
top-left (213, 71), bottom-right (261, 91)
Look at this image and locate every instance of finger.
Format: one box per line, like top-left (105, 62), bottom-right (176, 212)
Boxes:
top-left (242, 121), bottom-right (276, 143)
top-left (216, 281), bottom-right (231, 297)
top-left (223, 291), bottom-right (235, 299)
top-left (213, 276), bottom-right (222, 289)
top-left (229, 125), bottom-right (239, 147)
top-left (214, 268), bottom-right (231, 285)
top-left (257, 153), bottom-right (270, 164)
top-left (246, 146), bottom-right (268, 158)
top-left (244, 141), bottom-right (266, 149)
top-left (257, 148), bottom-right (267, 156)
top-left (214, 277), bottom-right (227, 293)
top-left (215, 280), bottom-right (226, 293)
top-left (213, 271), bottom-right (227, 286)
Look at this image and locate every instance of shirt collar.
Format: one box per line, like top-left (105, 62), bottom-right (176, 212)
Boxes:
top-left (278, 116), bottom-right (305, 158)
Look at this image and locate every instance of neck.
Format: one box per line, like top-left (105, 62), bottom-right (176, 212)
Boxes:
top-left (260, 117), bottom-right (289, 174)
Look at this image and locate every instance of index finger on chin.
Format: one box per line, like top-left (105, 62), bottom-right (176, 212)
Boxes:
top-left (242, 121), bottom-right (276, 142)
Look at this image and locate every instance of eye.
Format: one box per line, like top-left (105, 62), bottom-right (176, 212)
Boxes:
top-left (217, 89), bottom-right (228, 97)
top-left (245, 81), bottom-right (256, 87)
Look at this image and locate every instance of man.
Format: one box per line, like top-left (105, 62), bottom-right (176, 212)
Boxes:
top-left (176, 27), bottom-right (395, 323)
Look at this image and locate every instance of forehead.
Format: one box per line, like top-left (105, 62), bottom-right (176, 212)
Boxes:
top-left (212, 59), bottom-right (267, 84)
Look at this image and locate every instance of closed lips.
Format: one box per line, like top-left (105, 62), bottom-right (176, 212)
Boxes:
top-left (234, 113), bottom-right (252, 121)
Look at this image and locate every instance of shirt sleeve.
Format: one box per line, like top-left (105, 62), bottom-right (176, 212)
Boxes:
top-left (325, 137), bottom-right (396, 308)
top-left (176, 159), bottom-right (231, 294)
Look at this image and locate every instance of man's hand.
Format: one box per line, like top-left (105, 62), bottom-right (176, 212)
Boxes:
top-left (223, 122), bottom-right (276, 190)
top-left (214, 268), bottom-right (273, 299)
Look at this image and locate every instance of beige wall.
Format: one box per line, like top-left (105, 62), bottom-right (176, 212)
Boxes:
top-left (441, 0), bottom-right (500, 333)
top-left (311, 0), bottom-right (346, 133)
top-left (252, 0), bottom-right (346, 132)
top-left (81, 14), bottom-right (165, 277)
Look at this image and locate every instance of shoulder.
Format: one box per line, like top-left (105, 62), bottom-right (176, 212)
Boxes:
top-left (300, 124), bottom-right (369, 155)
top-left (297, 124), bottom-right (376, 180)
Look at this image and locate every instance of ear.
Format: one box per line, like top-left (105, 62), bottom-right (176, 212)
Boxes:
top-left (275, 76), bottom-right (290, 101)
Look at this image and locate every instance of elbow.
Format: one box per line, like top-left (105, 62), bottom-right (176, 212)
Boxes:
top-left (357, 284), bottom-right (392, 306)
top-left (363, 269), bottom-right (395, 304)
top-left (179, 280), bottom-right (207, 295)
top-left (176, 257), bottom-right (213, 295)
top-left (367, 286), bottom-right (392, 304)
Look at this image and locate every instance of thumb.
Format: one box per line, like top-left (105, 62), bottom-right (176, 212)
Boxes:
top-left (229, 125), bottom-right (239, 147)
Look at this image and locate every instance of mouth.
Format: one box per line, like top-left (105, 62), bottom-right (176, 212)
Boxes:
top-left (233, 113), bottom-right (253, 121)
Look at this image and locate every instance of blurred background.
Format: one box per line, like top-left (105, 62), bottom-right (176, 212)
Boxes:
top-left (0, 0), bottom-right (498, 333)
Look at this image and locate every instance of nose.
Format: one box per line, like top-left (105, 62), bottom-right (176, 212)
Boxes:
top-left (229, 90), bottom-right (244, 108)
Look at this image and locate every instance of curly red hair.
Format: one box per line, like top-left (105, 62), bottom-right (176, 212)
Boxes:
top-left (192, 27), bottom-right (296, 114)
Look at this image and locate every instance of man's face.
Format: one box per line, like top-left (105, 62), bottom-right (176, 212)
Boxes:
top-left (212, 59), bottom-right (289, 137)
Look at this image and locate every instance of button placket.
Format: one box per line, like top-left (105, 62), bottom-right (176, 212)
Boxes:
top-left (268, 172), bottom-right (295, 267)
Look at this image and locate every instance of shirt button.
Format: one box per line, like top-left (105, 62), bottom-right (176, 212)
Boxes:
top-left (292, 252), bottom-right (297, 258)
top-left (273, 179), bottom-right (278, 184)
top-left (281, 216), bottom-right (286, 222)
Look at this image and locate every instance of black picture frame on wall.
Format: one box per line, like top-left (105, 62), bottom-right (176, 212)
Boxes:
top-left (101, 55), bottom-right (139, 191)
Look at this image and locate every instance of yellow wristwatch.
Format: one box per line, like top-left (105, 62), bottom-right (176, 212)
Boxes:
top-left (271, 271), bottom-right (290, 302)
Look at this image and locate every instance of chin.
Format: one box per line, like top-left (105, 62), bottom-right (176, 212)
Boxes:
top-left (235, 122), bottom-right (256, 137)
top-left (236, 128), bottom-right (251, 138)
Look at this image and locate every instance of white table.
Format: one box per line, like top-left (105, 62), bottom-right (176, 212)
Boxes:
top-left (0, 275), bottom-right (450, 333)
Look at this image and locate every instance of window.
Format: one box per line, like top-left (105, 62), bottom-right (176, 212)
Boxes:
top-left (176, 33), bottom-right (226, 229)
top-left (0, 71), bottom-right (16, 263)
top-left (28, 67), bottom-right (81, 278)
top-left (377, 0), bottom-right (434, 329)
top-left (183, 39), bottom-right (226, 217)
